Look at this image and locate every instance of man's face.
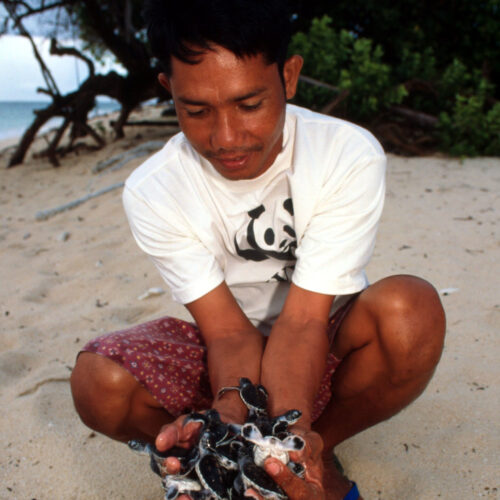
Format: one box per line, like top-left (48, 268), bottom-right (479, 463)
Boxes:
top-left (159, 46), bottom-right (302, 180)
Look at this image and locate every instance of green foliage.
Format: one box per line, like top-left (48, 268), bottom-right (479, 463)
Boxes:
top-left (439, 59), bottom-right (484, 104)
top-left (396, 47), bottom-right (437, 83)
top-left (438, 79), bottom-right (500, 156)
top-left (292, 0), bottom-right (500, 96)
top-left (289, 16), bottom-right (407, 120)
top-left (436, 61), bottom-right (499, 156)
top-left (338, 38), bottom-right (407, 119)
top-left (290, 11), bottom-right (499, 156)
top-left (289, 17), bottom-right (349, 110)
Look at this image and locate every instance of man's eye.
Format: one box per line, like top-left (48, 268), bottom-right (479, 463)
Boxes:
top-left (241, 101), bottom-right (262, 111)
top-left (185, 108), bottom-right (206, 117)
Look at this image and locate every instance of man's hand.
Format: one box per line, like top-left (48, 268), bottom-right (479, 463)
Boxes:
top-left (155, 413), bottom-right (203, 475)
top-left (245, 458), bottom-right (324, 500)
top-left (156, 414), bottom-right (202, 451)
top-left (155, 406), bottom-right (247, 475)
top-left (246, 428), bottom-right (326, 500)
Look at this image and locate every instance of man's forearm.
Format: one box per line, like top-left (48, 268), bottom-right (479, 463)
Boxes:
top-left (206, 327), bottom-right (264, 422)
top-left (261, 318), bottom-right (330, 428)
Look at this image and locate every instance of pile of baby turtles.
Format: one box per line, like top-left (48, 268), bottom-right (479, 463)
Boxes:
top-left (128, 378), bottom-right (306, 499)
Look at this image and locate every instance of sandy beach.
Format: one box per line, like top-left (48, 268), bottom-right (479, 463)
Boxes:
top-left (0, 111), bottom-right (498, 499)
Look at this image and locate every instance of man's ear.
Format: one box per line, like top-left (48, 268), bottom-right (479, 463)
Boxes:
top-left (283, 55), bottom-right (303, 100)
top-left (158, 73), bottom-right (171, 93)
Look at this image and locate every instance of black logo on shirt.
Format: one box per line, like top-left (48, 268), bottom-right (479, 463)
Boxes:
top-left (234, 198), bottom-right (297, 281)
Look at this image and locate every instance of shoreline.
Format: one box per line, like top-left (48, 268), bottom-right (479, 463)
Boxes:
top-left (0, 100), bottom-right (173, 161)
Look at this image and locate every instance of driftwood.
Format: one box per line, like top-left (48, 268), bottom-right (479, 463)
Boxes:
top-left (321, 89), bottom-right (350, 115)
top-left (91, 140), bottom-right (165, 174)
top-left (299, 73), bottom-right (441, 154)
top-left (389, 106), bottom-right (439, 130)
top-left (35, 182), bottom-right (124, 221)
top-left (123, 119), bottom-right (179, 127)
top-left (299, 74), bottom-right (340, 93)
top-left (301, 74), bottom-right (439, 128)
top-left (374, 122), bottom-right (433, 156)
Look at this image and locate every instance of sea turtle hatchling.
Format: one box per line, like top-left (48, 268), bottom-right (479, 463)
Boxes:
top-left (162, 474), bottom-right (204, 500)
top-left (195, 452), bottom-right (234, 500)
top-left (218, 378), bottom-right (269, 417)
top-left (128, 439), bottom-right (172, 477)
top-left (241, 423), bottom-right (305, 467)
top-left (129, 379), bottom-right (308, 500)
top-left (236, 446), bottom-right (288, 500)
top-left (185, 409), bottom-right (237, 450)
top-left (270, 409), bottom-right (302, 435)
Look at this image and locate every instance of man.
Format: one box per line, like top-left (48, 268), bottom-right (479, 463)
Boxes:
top-left (70, 1), bottom-right (446, 499)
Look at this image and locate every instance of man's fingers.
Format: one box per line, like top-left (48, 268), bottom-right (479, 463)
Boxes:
top-left (181, 420), bottom-right (202, 441)
top-left (289, 428), bottom-right (323, 463)
top-left (155, 424), bottom-right (180, 451)
top-left (156, 417), bottom-right (202, 451)
top-left (244, 488), bottom-right (263, 500)
top-left (264, 458), bottom-right (319, 499)
top-left (164, 456), bottom-right (181, 475)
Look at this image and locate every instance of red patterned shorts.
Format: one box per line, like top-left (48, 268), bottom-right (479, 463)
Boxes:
top-left (81, 296), bottom-right (357, 422)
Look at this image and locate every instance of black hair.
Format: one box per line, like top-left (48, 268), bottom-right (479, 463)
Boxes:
top-left (143, 0), bottom-right (292, 77)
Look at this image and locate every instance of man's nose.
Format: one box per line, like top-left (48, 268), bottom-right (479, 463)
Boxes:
top-left (210, 111), bottom-right (244, 151)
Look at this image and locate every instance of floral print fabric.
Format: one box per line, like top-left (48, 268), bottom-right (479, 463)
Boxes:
top-left (82, 298), bottom-right (356, 421)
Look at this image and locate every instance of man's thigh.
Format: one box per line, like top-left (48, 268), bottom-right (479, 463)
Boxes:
top-left (331, 274), bottom-right (445, 363)
top-left (80, 316), bottom-right (212, 417)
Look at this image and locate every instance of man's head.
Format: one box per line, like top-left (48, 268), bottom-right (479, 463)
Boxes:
top-left (143, 0), bottom-right (302, 180)
top-left (144, 0), bottom-right (292, 78)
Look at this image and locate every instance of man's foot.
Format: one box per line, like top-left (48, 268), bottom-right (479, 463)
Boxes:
top-left (323, 455), bottom-right (362, 500)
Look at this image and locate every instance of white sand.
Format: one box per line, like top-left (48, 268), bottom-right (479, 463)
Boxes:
top-left (0, 119), bottom-right (498, 499)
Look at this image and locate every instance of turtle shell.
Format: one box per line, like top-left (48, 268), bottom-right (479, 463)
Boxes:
top-left (196, 453), bottom-right (232, 500)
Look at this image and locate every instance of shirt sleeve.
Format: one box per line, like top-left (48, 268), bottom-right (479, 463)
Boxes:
top-left (292, 152), bottom-right (386, 295)
top-left (122, 185), bottom-right (224, 304)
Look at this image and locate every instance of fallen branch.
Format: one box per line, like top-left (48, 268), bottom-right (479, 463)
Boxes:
top-left (92, 140), bottom-right (165, 173)
top-left (299, 74), bottom-right (340, 93)
top-left (35, 182), bottom-right (124, 221)
top-left (124, 119), bottom-right (179, 126)
top-left (389, 106), bottom-right (438, 130)
top-left (321, 89), bottom-right (350, 115)
top-left (375, 123), bottom-right (430, 156)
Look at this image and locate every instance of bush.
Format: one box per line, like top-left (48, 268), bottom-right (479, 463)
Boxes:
top-left (290, 15), bottom-right (499, 156)
top-left (438, 79), bottom-right (500, 156)
top-left (289, 16), bottom-right (407, 121)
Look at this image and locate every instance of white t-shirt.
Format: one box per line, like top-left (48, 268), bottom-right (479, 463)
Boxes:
top-left (123, 104), bottom-right (386, 334)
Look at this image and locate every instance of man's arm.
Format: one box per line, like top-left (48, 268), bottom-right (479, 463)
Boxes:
top-left (156, 282), bottom-right (264, 454)
top-left (185, 281), bottom-right (265, 423)
top-left (261, 283), bottom-right (335, 428)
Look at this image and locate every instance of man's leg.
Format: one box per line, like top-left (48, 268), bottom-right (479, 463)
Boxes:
top-left (313, 275), bottom-right (446, 498)
top-left (71, 316), bottom-right (210, 443)
top-left (71, 352), bottom-right (174, 442)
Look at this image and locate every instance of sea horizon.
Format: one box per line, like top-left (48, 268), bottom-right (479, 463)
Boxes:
top-left (0, 99), bottom-right (121, 141)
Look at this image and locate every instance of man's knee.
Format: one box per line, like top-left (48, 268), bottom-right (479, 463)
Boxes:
top-left (366, 275), bottom-right (446, 382)
top-left (70, 352), bottom-right (137, 434)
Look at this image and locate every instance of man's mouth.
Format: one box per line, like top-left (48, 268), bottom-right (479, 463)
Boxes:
top-left (206, 145), bottom-right (263, 169)
top-left (213, 154), bottom-right (251, 170)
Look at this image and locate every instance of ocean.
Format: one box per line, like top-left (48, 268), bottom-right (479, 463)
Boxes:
top-left (0, 100), bottom-right (121, 141)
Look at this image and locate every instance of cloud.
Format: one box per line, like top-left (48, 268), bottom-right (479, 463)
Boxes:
top-left (0, 35), bottom-right (124, 101)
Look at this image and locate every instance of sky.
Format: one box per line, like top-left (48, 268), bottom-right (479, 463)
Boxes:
top-left (0, 35), bottom-right (124, 102)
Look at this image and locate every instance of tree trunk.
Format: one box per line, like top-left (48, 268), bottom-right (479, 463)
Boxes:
top-left (7, 70), bottom-right (163, 167)
top-left (8, 105), bottom-right (56, 167)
